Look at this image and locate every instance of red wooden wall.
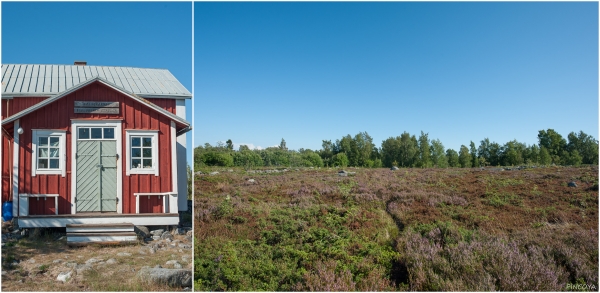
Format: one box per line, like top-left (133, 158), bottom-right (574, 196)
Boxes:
top-left (1, 97), bottom-right (47, 120)
top-left (5, 81), bottom-right (178, 215)
top-left (1, 129), bottom-right (13, 202)
top-left (139, 195), bottom-right (166, 213)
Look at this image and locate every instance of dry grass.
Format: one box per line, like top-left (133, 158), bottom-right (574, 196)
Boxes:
top-left (2, 228), bottom-right (192, 291)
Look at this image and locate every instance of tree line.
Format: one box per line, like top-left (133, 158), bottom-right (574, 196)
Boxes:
top-left (194, 129), bottom-right (598, 170)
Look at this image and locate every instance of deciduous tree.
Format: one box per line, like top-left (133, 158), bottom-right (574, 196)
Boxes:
top-left (458, 145), bottom-right (471, 168)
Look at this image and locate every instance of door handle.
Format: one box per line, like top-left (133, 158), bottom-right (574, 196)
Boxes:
top-left (97, 164), bottom-right (103, 168)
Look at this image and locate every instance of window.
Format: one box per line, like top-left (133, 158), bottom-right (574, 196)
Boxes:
top-left (125, 130), bottom-right (159, 176)
top-left (32, 130), bottom-right (66, 177)
top-left (78, 127), bottom-right (115, 140)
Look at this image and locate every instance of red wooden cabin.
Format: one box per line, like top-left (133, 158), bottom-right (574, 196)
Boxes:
top-left (1, 63), bottom-right (191, 228)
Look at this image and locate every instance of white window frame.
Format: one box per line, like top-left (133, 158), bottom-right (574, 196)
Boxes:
top-left (126, 130), bottom-right (159, 176)
top-left (31, 130), bottom-right (67, 177)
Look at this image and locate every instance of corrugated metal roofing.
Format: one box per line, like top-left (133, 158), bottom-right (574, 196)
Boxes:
top-left (1, 64), bottom-right (191, 98)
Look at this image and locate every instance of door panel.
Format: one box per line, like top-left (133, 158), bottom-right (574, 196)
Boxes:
top-left (76, 137), bottom-right (118, 212)
top-left (76, 141), bottom-right (100, 212)
top-left (100, 141), bottom-right (117, 212)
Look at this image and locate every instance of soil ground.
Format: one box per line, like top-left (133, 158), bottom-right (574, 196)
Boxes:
top-left (1, 225), bottom-right (192, 292)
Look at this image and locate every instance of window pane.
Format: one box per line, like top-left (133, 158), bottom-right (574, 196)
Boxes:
top-left (50, 137), bottom-right (60, 146)
top-left (132, 137), bottom-right (140, 147)
top-left (142, 148), bottom-right (152, 158)
top-left (39, 147), bottom-right (49, 158)
top-left (38, 159), bottom-right (48, 168)
top-left (79, 128), bottom-right (89, 139)
top-left (143, 159), bottom-right (152, 168)
top-left (131, 148), bottom-right (141, 158)
top-left (132, 159), bottom-right (141, 168)
top-left (49, 148), bottom-right (60, 157)
top-left (91, 128), bottom-right (102, 139)
top-left (103, 128), bottom-right (115, 139)
top-left (142, 137), bottom-right (152, 147)
top-left (39, 137), bottom-right (48, 146)
top-left (49, 159), bottom-right (59, 169)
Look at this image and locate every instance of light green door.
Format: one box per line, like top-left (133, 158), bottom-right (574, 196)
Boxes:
top-left (76, 140), bottom-right (117, 212)
top-left (100, 141), bottom-right (117, 211)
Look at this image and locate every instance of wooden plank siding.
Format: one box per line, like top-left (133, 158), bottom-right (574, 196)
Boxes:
top-left (139, 195), bottom-right (165, 213)
top-left (5, 81), bottom-right (176, 215)
top-left (1, 130), bottom-right (13, 202)
top-left (1, 97), bottom-right (48, 120)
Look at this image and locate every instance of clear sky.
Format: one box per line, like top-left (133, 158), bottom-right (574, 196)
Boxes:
top-left (195, 2), bottom-right (598, 153)
top-left (1, 2), bottom-right (193, 164)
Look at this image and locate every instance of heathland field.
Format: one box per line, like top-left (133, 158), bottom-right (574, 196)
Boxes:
top-left (193, 166), bottom-right (598, 291)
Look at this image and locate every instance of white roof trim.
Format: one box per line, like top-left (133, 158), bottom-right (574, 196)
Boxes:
top-left (1, 77), bottom-right (190, 128)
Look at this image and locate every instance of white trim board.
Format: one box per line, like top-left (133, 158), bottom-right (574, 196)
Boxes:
top-left (176, 99), bottom-right (188, 212)
top-left (18, 214), bottom-right (179, 228)
top-left (170, 121), bottom-right (179, 213)
top-left (12, 120), bottom-right (20, 217)
top-left (18, 194), bottom-right (59, 216)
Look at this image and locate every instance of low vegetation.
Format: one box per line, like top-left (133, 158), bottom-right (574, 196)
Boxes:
top-left (194, 166), bottom-right (598, 291)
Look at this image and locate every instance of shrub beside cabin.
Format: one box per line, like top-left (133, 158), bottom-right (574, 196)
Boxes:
top-left (1, 63), bottom-right (191, 228)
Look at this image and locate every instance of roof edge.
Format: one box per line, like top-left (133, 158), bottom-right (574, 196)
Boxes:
top-left (1, 77), bottom-right (190, 128)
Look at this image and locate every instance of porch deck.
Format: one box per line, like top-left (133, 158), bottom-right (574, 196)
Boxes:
top-left (17, 212), bottom-right (179, 228)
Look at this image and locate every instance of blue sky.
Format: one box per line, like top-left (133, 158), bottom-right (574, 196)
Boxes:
top-left (2, 2), bottom-right (193, 164)
top-left (195, 2), bottom-right (598, 153)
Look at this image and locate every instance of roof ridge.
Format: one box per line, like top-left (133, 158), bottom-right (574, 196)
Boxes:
top-left (1, 64), bottom-right (170, 71)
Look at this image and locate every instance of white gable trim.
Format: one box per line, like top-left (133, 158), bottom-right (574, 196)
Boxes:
top-left (1, 77), bottom-right (190, 129)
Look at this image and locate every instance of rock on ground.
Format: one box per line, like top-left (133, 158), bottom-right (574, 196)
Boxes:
top-left (75, 264), bottom-right (92, 275)
top-left (57, 271), bottom-right (72, 282)
top-left (86, 258), bottom-right (103, 265)
top-left (161, 231), bottom-right (174, 241)
top-left (150, 229), bottom-right (164, 236)
top-left (135, 226), bottom-right (150, 238)
top-left (137, 268), bottom-right (192, 288)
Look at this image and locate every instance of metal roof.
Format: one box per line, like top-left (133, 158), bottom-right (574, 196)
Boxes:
top-left (1, 64), bottom-right (191, 98)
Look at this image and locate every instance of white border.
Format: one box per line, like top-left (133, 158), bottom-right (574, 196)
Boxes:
top-left (31, 129), bottom-right (67, 177)
top-left (18, 214), bottom-right (180, 228)
top-left (71, 120), bottom-right (123, 214)
top-left (134, 192), bottom-right (176, 214)
top-left (18, 194), bottom-right (59, 216)
top-left (125, 130), bottom-right (159, 176)
top-left (12, 120), bottom-right (20, 216)
top-left (171, 121), bottom-right (179, 213)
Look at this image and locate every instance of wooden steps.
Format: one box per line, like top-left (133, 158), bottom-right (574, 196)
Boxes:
top-left (66, 223), bottom-right (138, 245)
